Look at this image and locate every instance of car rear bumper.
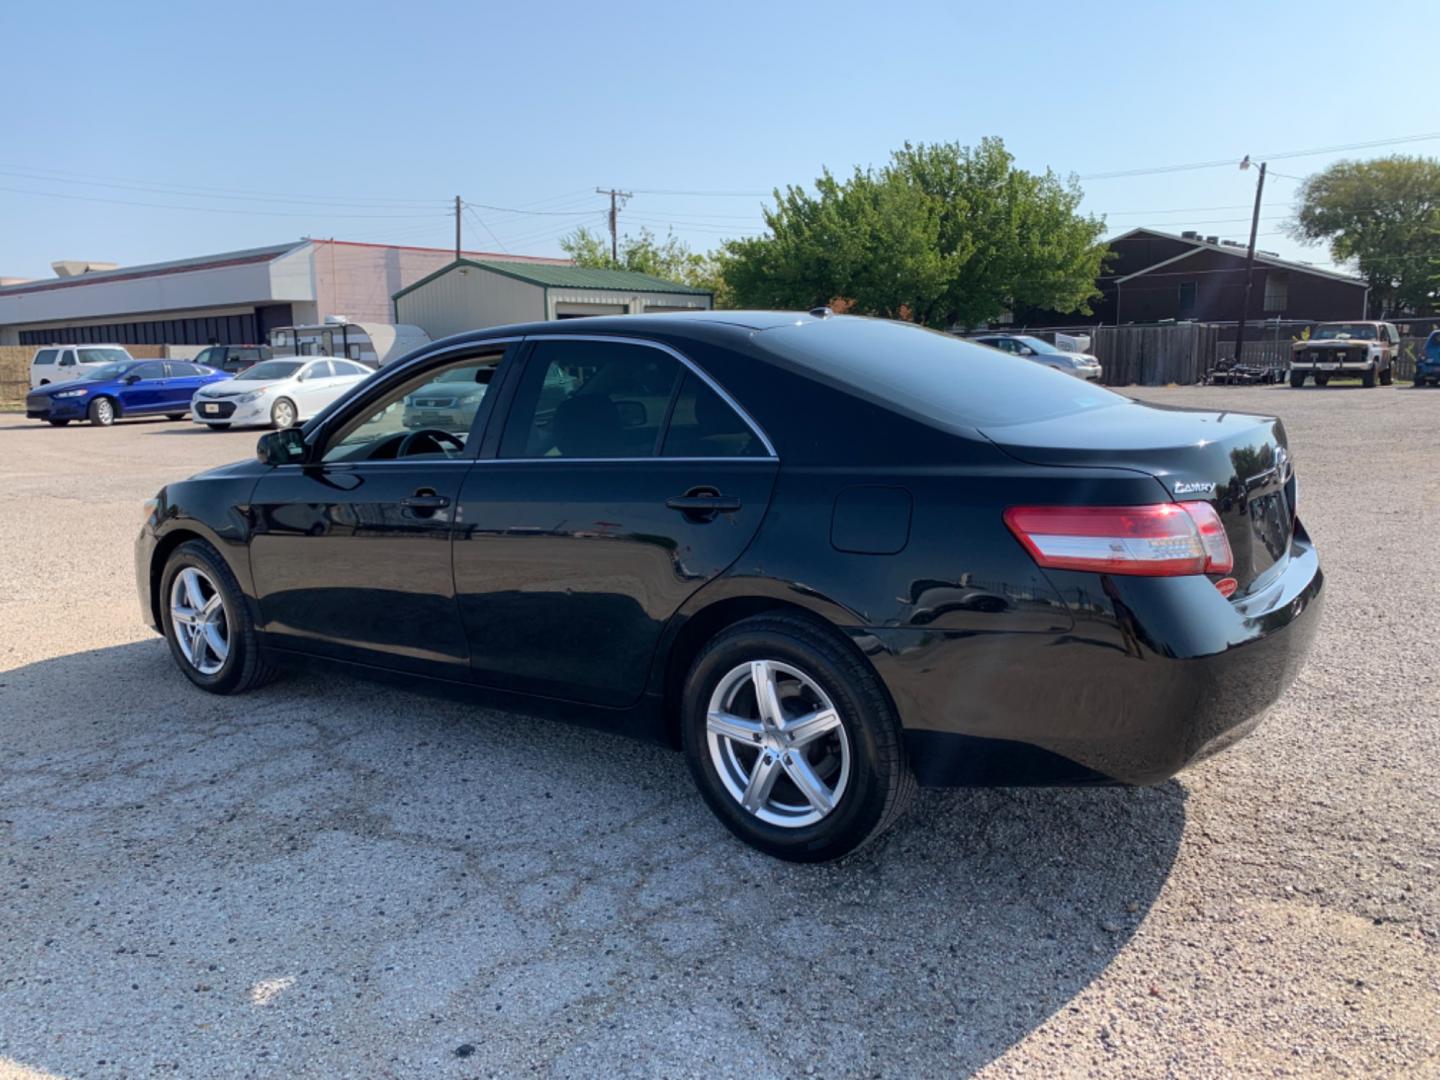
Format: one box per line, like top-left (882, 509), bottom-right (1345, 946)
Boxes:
top-left (859, 523), bottom-right (1324, 787)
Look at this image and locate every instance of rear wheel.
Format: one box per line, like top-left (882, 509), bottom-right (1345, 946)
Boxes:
top-left (271, 397), bottom-right (297, 430)
top-left (159, 539), bottom-right (274, 694)
top-left (1362, 365), bottom-right (1377, 388)
top-left (1289, 371), bottom-right (1305, 388)
top-left (87, 396), bottom-right (116, 426)
top-left (682, 613), bottom-right (915, 862)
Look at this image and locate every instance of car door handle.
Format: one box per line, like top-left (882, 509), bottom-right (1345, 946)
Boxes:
top-left (666, 494), bottom-right (741, 512)
top-left (401, 493), bottom-right (451, 510)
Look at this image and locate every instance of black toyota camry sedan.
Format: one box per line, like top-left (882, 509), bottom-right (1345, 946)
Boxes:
top-left (136, 312), bottom-right (1322, 861)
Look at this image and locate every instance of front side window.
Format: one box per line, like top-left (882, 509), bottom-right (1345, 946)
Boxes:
top-left (194, 347), bottom-right (218, 367)
top-left (322, 354), bottom-right (503, 463)
top-left (661, 373), bottom-right (768, 458)
top-left (499, 340), bottom-right (681, 459)
top-left (58, 351), bottom-right (76, 367)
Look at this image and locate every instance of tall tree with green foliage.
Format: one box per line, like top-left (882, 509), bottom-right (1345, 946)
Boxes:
top-left (560, 225), bottom-right (727, 300)
top-left (1289, 155), bottom-right (1440, 315)
top-left (718, 138), bottom-right (1108, 327)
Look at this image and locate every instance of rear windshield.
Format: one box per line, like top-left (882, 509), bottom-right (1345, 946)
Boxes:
top-left (758, 317), bottom-right (1122, 428)
top-left (78, 347), bottom-right (130, 365)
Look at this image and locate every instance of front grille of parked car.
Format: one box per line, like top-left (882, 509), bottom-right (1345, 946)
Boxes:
top-left (196, 400), bottom-right (237, 418)
top-left (412, 397), bottom-right (457, 408)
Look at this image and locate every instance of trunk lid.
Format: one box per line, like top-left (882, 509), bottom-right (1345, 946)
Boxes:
top-left (980, 400), bottom-right (1296, 591)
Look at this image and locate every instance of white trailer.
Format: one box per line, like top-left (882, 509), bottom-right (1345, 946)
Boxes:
top-left (268, 317), bottom-right (430, 368)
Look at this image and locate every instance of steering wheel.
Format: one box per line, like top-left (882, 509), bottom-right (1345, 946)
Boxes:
top-left (396, 428), bottom-right (465, 458)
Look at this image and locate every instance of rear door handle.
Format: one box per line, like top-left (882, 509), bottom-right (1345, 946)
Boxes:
top-left (401, 493), bottom-right (451, 510)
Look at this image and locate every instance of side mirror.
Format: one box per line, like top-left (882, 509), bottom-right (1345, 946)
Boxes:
top-left (256, 428), bottom-right (307, 466)
top-left (123, 374), bottom-right (142, 384)
top-left (1018, 346), bottom-right (1034, 356)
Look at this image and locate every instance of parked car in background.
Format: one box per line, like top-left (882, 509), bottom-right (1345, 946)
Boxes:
top-left (193, 344), bottom-right (272, 375)
top-left (969, 334), bottom-right (1104, 381)
top-left (189, 356), bottom-right (371, 430)
top-left (1414, 330), bottom-right (1440, 387)
top-left (1289, 321), bottom-right (1398, 387)
top-left (26, 359), bottom-right (227, 426)
top-left (29, 345), bottom-right (134, 389)
top-left (136, 312), bottom-right (1321, 862)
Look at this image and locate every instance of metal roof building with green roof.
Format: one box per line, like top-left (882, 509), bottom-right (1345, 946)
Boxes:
top-left (393, 258), bottom-right (712, 338)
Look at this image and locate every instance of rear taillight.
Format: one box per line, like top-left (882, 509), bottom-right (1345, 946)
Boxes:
top-left (1004, 502), bottom-right (1234, 577)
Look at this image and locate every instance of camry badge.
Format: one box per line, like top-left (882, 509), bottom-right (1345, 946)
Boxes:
top-left (1173, 481), bottom-right (1217, 495)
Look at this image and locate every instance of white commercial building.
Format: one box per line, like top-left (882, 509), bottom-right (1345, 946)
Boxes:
top-left (0, 240), bottom-right (568, 348)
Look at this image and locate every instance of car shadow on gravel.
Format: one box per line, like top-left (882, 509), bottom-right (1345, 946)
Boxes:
top-left (1, 641), bottom-right (1185, 1078)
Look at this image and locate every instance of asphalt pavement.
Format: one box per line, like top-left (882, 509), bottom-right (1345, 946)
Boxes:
top-left (0, 384), bottom-right (1436, 1078)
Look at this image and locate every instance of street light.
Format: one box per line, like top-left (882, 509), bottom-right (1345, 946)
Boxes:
top-left (1233, 156), bottom-right (1268, 364)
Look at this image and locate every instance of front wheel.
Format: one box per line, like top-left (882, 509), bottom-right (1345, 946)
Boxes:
top-left (159, 539), bottom-right (274, 694)
top-left (204, 422), bottom-right (231, 430)
top-left (1289, 371), bottom-right (1306, 388)
top-left (271, 397), bottom-right (298, 430)
top-left (47, 419), bottom-right (70, 427)
top-left (1362, 365), bottom-right (1377, 388)
top-left (166, 412), bottom-right (186, 421)
top-left (1380, 367), bottom-right (1393, 386)
top-left (87, 396), bottom-right (116, 426)
top-left (1314, 373), bottom-right (1330, 387)
top-left (682, 613), bottom-right (915, 862)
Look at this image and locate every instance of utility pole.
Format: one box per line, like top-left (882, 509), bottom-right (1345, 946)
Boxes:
top-left (1233, 158), bottom-right (1266, 363)
top-left (454, 195), bottom-right (462, 261)
top-left (595, 187), bottom-right (632, 265)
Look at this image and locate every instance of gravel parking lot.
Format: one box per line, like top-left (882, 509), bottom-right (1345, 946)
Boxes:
top-left (1, 384), bottom-right (1437, 1079)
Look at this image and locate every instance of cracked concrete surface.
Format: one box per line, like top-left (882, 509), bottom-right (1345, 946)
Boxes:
top-left (0, 387), bottom-right (1436, 1078)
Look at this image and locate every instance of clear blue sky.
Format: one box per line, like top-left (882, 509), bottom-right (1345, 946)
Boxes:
top-left (3, 0), bottom-right (1436, 280)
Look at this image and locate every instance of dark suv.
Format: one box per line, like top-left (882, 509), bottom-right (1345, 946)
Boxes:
top-left (193, 345), bottom-right (272, 375)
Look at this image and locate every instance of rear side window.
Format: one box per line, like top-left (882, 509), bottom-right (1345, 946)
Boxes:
top-left (500, 340), bottom-right (681, 459)
top-left (759, 317), bottom-right (1123, 429)
top-left (130, 362), bottom-right (167, 380)
top-left (661, 373), bottom-right (768, 458)
top-left (33, 348), bottom-right (58, 366)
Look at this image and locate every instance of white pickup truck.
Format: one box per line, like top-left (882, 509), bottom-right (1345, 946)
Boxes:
top-left (1289, 322), bottom-right (1399, 388)
top-left (29, 345), bottom-right (135, 389)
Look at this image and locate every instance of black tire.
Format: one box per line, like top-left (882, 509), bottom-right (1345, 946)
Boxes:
top-left (159, 539), bottom-right (275, 695)
top-left (681, 613), bottom-right (915, 862)
top-left (38, 379), bottom-right (50, 386)
top-left (47, 419), bottom-right (70, 427)
top-left (204, 423), bottom-right (231, 430)
top-left (1289, 371), bottom-right (1305, 388)
top-left (1362, 365), bottom-right (1377, 388)
top-left (1314, 373), bottom-right (1330, 387)
top-left (271, 397), bottom-right (298, 430)
top-left (166, 412), bottom-right (186, 421)
top-left (1380, 367), bottom-right (1393, 386)
top-left (87, 396), bottom-right (117, 426)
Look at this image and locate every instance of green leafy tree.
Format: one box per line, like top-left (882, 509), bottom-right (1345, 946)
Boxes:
top-left (1289, 155), bottom-right (1440, 315)
top-left (560, 225), bottom-right (727, 300)
top-left (718, 138), bottom-right (1108, 327)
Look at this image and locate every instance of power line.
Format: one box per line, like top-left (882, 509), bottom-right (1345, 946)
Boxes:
top-left (0, 184), bottom-right (448, 218)
top-left (1077, 131), bottom-right (1440, 180)
top-left (464, 205), bottom-right (510, 254)
top-left (463, 200), bottom-right (598, 217)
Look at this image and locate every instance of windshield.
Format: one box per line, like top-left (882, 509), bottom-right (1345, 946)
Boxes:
top-left (78, 347), bottom-right (130, 365)
top-left (761, 316), bottom-right (1123, 429)
top-left (84, 362), bottom-right (140, 381)
top-left (1312, 323), bottom-right (1377, 341)
top-left (238, 360), bottom-right (304, 381)
top-left (1014, 336), bottom-right (1063, 355)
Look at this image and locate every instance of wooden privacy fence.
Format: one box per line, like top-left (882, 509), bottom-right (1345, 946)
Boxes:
top-left (1090, 324), bottom-right (1222, 386)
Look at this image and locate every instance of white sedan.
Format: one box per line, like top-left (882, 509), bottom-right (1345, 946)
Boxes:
top-left (190, 357), bottom-right (372, 430)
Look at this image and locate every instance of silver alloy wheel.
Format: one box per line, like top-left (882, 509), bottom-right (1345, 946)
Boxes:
top-left (706, 659), bottom-right (851, 828)
top-left (272, 398), bottom-right (296, 429)
top-left (93, 398), bottom-right (114, 425)
top-left (169, 567), bottom-right (230, 676)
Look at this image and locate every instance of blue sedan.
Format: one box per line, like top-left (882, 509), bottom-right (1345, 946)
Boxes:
top-left (25, 359), bottom-right (231, 427)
